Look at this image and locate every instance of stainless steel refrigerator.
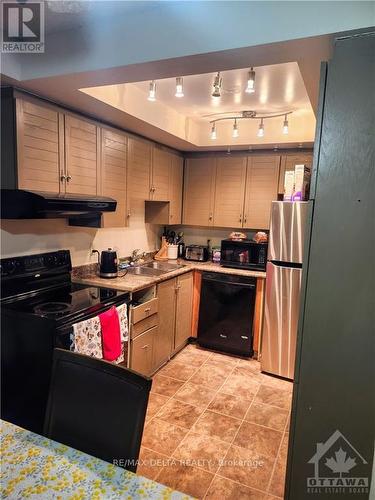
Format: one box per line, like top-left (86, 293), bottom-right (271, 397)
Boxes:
top-left (260, 201), bottom-right (309, 379)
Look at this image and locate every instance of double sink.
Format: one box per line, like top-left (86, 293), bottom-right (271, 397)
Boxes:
top-left (126, 261), bottom-right (185, 277)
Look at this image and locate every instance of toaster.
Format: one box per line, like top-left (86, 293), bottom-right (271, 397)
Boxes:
top-left (184, 245), bottom-right (209, 262)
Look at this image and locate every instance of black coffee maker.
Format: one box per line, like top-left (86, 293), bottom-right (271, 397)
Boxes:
top-left (92, 248), bottom-right (118, 278)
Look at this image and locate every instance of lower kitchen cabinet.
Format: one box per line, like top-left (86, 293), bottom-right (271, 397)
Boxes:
top-left (174, 272), bottom-right (194, 351)
top-left (153, 279), bottom-right (175, 369)
top-left (153, 272), bottom-right (194, 371)
top-left (130, 326), bottom-right (156, 376)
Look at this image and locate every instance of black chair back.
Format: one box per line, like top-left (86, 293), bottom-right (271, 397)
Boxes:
top-left (44, 348), bottom-right (152, 472)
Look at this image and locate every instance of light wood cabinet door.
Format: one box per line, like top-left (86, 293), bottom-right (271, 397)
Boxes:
top-left (243, 155), bottom-right (280, 230)
top-left (278, 152), bottom-right (314, 194)
top-left (131, 327), bottom-right (156, 376)
top-left (151, 147), bottom-right (171, 201)
top-left (174, 272), bottom-right (193, 350)
top-left (100, 128), bottom-right (127, 228)
top-left (154, 278), bottom-right (176, 370)
top-left (169, 154), bottom-right (183, 224)
top-left (127, 137), bottom-right (152, 222)
top-left (16, 99), bottom-right (64, 193)
top-left (183, 157), bottom-right (216, 226)
top-left (213, 156), bottom-right (247, 228)
top-left (64, 115), bottom-right (99, 195)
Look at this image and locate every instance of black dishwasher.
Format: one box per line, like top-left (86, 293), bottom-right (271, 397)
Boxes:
top-left (197, 272), bottom-right (256, 357)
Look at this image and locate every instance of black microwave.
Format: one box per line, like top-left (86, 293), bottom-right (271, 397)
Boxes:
top-left (220, 239), bottom-right (268, 271)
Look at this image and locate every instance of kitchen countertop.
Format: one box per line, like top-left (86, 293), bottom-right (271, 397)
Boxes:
top-left (72, 260), bottom-right (266, 293)
top-left (0, 420), bottom-right (191, 499)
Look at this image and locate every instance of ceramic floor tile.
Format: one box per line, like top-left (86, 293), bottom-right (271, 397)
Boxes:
top-left (268, 440), bottom-right (287, 499)
top-left (155, 398), bottom-right (204, 429)
top-left (218, 444), bottom-right (275, 491)
top-left (146, 393), bottom-right (170, 418)
top-left (236, 358), bottom-right (261, 372)
top-left (192, 410), bottom-right (241, 443)
top-left (151, 374), bottom-right (185, 397)
top-left (189, 363), bottom-right (229, 390)
top-left (258, 374), bottom-right (294, 393)
top-left (208, 392), bottom-right (252, 419)
top-left (245, 402), bottom-right (289, 431)
top-left (158, 361), bottom-right (199, 381)
top-left (137, 447), bottom-right (169, 481)
top-left (205, 475), bottom-right (269, 499)
top-left (174, 382), bottom-right (217, 407)
top-left (156, 462), bottom-right (214, 499)
top-left (254, 385), bottom-right (292, 410)
top-left (234, 421), bottom-right (283, 459)
top-left (172, 430), bottom-right (230, 473)
top-left (220, 368), bottom-right (261, 400)
top-left (141, 417), bottom-right (188, 455)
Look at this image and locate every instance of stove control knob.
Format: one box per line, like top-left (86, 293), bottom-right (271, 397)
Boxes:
top-left (3, 260), bottom-right (17, 275)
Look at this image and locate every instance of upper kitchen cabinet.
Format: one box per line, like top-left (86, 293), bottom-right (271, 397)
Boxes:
top-left (169, 154), bottom-right (183, 224)
top-left (151, 146), bottom-right (171, 201)
top-left (64, 115), bottom-right (99, 195)
top-left (278, 152), bottom-right (313, 194)
top-left (213, 156), bottom-right (247, 228)
top-left (100, 127), bottom-right (128, 228)
top-left (127, 136), bottom-right (152, 222)
top-left (183, 157), bottom-right (216, 226)
top-left (13, 97), bottom-right (64, 193)
top-left (243, 155), bottom-right (280, 229)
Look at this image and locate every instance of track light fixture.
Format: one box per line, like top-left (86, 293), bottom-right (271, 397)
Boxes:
top-left (232, 119), bottom-right (239, 138)
top-left (282, 114), bottom-right (289, 134)
top-left (148, 80), bottom-right (156, 101)
top-left (212, 72), bottom-right (222, 98)
top-left (210, 122), bottom-right (217, 140)
top-left (257, 118), bottom-right (265, 137)
top-left (175, 77), bottom-right (184, 98)
top-left (245, 67), bottom-right (256, 94)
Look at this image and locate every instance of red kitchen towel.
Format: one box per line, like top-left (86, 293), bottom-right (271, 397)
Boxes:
top-left (99, 306), bottom-right (122, 361)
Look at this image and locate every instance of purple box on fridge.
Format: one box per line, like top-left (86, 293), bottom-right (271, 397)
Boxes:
top-left (283, 170), bottom-right (295, 201)
top-left (293, 164), bottom-right (311, 201)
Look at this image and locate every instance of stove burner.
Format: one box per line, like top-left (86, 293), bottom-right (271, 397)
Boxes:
top-left (34, 302), bottom-right (72, 317)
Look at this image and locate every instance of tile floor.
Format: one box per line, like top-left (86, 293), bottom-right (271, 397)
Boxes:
top-left (139, 343), bottom-right (293, 499)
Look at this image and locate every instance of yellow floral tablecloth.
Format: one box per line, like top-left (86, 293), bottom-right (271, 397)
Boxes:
top-left (0, 420), bottom-right (192, 499)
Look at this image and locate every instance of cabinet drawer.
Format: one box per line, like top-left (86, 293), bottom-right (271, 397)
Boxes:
top-left (132, 298), bottom-right (158, 324)
top-left (130, 327), bottom-right (156, 376)
top-left (131, 314), bottom-right (158, 338)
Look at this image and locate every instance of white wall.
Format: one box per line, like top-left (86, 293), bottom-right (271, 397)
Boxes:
top-left (0, 219), bottom-right (160, 267)
top-left (171, 226), bottom-right (257, 249)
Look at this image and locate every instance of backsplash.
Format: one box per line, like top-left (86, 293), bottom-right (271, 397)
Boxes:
top-left (167, 226), bottom-right (258, 248)
top-left (0, 219), bottom-right (160, 267)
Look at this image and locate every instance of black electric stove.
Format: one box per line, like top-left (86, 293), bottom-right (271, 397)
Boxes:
top-left (1, 250), bottom-right (130, 434)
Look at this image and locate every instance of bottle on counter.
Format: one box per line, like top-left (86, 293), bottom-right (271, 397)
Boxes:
top-left (212, 246), bottom-right (221, 263)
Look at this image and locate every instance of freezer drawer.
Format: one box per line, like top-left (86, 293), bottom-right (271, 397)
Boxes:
top-left (261, 262), bottom-right (302, 379)
top-left (268, 201), bottom-right (309, 264)
top-left (197, 273), bottom-right (256, 357)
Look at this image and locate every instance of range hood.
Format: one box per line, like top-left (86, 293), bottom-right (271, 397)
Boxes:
top-left (1, 189), bottom-right (117, 227)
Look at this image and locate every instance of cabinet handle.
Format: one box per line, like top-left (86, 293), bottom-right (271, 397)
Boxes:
top-left (141, 344), bottom-right (149, 350)
top-left (127, 211), bottom-right (131, 218)
top-left (66, 174), bottom-right (72, 182)
top-left (60, 173), bottom-right (66, 182)
top-left (209, 213), bottom-right (213, 221)
top-left (239, 214), bottom-right (242, 223)
top-left (244, 215), bottom-right (247, 224)
top-left (144, 307), bottom-right (151, 313)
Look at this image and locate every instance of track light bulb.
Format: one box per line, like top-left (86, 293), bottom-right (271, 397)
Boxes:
top-left (210, 123), bottom-right (217, 140)
top-left (212, 72), bottom-right (222, 98)
top-left (232, 119), bottom-right (239, 138)
top-left (148, 81), bottom-right (156, 101)
top-left (175, 77), bottom-right (184, 98)
top-left (283, 115), bottom-right (289, 134)
top-left (245, 67), bottom-right (256, 94)
top-left (257, 118), bottom-right (265, 138)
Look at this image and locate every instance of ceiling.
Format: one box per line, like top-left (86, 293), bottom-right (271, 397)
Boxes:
top-left (80, 62), bottom-right (316, 148)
